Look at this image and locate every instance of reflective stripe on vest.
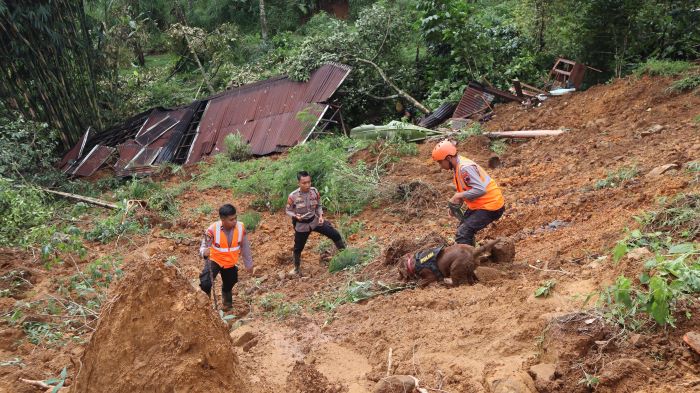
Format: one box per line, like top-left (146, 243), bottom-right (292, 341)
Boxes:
top-left (209, 221), bottom-right (244, 268)
top-left (453, 156), bottom-right (504, 211)
top-left (212, 221), bottom-right (243, 252)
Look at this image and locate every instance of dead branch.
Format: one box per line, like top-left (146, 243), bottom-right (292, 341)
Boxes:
top-left (40, 188), bottom-right (117, 209)
top-left (19, 378), bottom-right (51, 389)
top-left (386, 347), bottom-right (393, 377)
top-left (356, 57), bottom-right (431, 114)
top-left (484, 130), bottom-right (567, 138)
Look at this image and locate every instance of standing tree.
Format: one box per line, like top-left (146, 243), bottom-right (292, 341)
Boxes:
top-left (259, 0), bottom-right (269, 42)
top-left (0, 0), bottom-right (103, 151)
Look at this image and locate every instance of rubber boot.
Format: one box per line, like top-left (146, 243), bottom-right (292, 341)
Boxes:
top-left (293, 252), bottom-right (302, 276)
top-left (222, 291), bottom-right (233, 312)
top-left (334, 239), bottom-right (346, 251)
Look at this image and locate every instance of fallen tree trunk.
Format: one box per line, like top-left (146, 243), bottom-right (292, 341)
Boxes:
top-left (41, 188), bottom-right (118, 209)
top-left (484, 130), bottom-right (567, 138)
top-left (356, 58), bottom-right (431, 114)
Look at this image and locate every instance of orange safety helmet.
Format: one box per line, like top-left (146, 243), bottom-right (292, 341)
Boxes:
top-left (431, 140), bottom-right (457, 161)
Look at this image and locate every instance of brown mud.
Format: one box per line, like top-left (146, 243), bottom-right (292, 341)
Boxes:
top-left (1, 75), bottom-right (699, 392)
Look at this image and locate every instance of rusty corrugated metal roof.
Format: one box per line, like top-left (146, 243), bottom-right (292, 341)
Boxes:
top-left (60, 63), bottom-right (350, 177)
top-left (187, 62), bottom-right (350, 162)
top-left (71, 145), bottom-right (115, 177)
top-left (454, 86), bottom-right (492, 119)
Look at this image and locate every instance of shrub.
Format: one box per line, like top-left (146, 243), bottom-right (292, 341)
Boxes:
top-left (328, 246), bottom-right (376, 273)
top-left (239, 211), bottom-right (261, 232)
top-left (198, 137), bottom-right (380, 214)
top-left (0, 179), bottom-right (52, 247)
top-left (223, 133), bottom-right (252, 161)
top-left (633, 59), bottom-right (694, 77)
top-left (667, 74), bottom-right (700, 93)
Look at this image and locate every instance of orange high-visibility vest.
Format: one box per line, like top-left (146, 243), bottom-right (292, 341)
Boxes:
top-left (209, 221), bottom-right (244, 268)
top-left (453, 156), bottom-right (504, 211)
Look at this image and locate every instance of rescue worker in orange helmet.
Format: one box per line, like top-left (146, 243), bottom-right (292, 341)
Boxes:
top-left (199, 204), bottom-right (254, 311)
top-left (432, 140), bottom-right (505, 246)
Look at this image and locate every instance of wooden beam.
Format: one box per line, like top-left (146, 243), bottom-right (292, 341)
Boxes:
top-left (42, 188), bottom-right (118, 209)
top-left (484, 130), bottom-right (567, 138)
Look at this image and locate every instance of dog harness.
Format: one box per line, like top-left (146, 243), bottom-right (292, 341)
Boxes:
top-left (406, 246), bottom-right (444, 279)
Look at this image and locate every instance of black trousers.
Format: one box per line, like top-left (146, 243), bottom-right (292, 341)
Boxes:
top-left (456, 206), bottom-right (505, 246)
top-left (294, 221), bottom-right (343, 255)
top-left (199, 259), bottom-right (238, 296)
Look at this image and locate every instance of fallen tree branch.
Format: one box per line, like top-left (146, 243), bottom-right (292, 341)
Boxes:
top-left (19, 378), bottom-right (51, 389)
top-left (356, 57), bottom-right (431, 114)
top-left (41, 188), bottom-right (117, 209)
top-left (484, 130), bottom-right (567, 138)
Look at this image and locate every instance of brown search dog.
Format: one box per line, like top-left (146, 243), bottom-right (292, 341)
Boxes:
top-left (398, 239), bottom-right (499, 288)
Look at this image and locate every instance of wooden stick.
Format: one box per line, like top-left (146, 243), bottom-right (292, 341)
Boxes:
top-left (19, 378), bottom-right (51, 389)
top-left (41, 188), bottom-right (117, 209)
top-left (386, 347), bottom-right (393, 377)
top-left (484, 130), bottom-right (567, 138)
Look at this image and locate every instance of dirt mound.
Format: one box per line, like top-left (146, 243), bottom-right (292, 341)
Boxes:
top-left (489, 238), bottom-right (516, 263)
top-left (383, 232), bottom-right (448, 265)
top-left (389, 180), bottom-right (442, 217)
top-left (72, 261), bottom-right (249, 393)
top-left (285, 361), bottom-right (345, 393)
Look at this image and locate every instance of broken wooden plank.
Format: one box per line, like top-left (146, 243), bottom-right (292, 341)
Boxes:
top-left (41, 188), bottom-right (118, 209)
top-left (484, 130), bottom-right (567, 138)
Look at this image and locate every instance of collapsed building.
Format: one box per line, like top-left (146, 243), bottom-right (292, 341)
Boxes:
top-left (59, 63), bottom-right (351, 177)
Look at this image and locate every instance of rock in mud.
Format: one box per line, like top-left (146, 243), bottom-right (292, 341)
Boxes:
top-left (646, 163), bottom-right (679, 177)
top-left (683, 331), bottom-right (700, 355)
top-left (528, 363), bottom-right (556, 382)
top-left (488, 372), bottom-right (536, 393)
top-left (230, 325), bottom-right (256, 347)
top-left (489, 238), bottom-right (515, 264)
top-left (626, 247), bottom-right (652, 261)
top-left (372, 375), bottom-right (419, 393)
top-left (72, 261), bottom-right (249, 393)
top-left (596, 358), bottom-right (651, 392)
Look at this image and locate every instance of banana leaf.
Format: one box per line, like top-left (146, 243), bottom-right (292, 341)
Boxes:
top-left (350, 121), bottom-right (444, 142)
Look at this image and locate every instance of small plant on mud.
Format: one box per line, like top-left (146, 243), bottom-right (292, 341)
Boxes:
top-left (197, 203), bottom-right (214, 215)
top-left (328, 244), bottom-right (378, 273)
top-left (43, 366), bottom-right (68, 393)
top-left (593, 166), bottom-right (639, 190)
top-left (600, 243), bottom-right (699, 329)
top-left (223, 133), bottom-right (252, 162)
top-left (578, 370), bottom-right (600, 388)
top-left (667, 74), bottom-right (700, 94)
top-left (639, 194), bottom-right (700, 239)
top-left (258, 293), bottom-right (301, 320)
top-left (456, 122), bottom-right (484, 141)
top-left (489, 139), bottom-right (507, 155)
top-left (239, 211), bottom-right (261, 232)
top-left (535, 280), bottom-right (556, 298)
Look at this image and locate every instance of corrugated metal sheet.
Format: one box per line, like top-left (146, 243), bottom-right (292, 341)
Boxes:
top-left (187, 63), bottom-right (351, 163)
top-left (454, 86), bottom-right (492, 119)
top-left (71, 145), bottom-right (115, 177)
top-left (60, 63), bottom-right (351, 177)
top-left (59, 127), bottom-right (91, 173)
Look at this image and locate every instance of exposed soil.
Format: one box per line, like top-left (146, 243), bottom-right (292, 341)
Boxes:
top-left (72, 260), bottom-right (249, 393)
top-left (1, 75), bottom-right (699, 393)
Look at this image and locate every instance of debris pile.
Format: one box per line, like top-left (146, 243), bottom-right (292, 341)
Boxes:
top-left (72, 261), bottom-right (249, 393)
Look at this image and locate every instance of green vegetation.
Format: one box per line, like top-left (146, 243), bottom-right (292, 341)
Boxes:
top-left (634, 59), bottom-right (695, 77)
top-left (258, 293), bottom-right (302, 320)
top-left (239, 211), bottom-right (261, 232)
top-left (489, 139), bottom-right (508, 155)
top-left (534, 280), bottom-right (556, 298)
top-left (223, 133), bottom-right (252, 162)
top-left (0, 179), bottom-right (52, 246)
top-left (593, 166), bottom-right (639, 190)
top-left (198, 137), bottom-right (378, 214)
top-left (455, 123), bottom-right (485, 141)
top-left (668, 74), bottom-right (700, 93)
top-left (312, 280), bottom-right (412, 324)
top-left (328, 243), bottom-right (378, 273)
top-left (599, 195), bottom-right (700, 330)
